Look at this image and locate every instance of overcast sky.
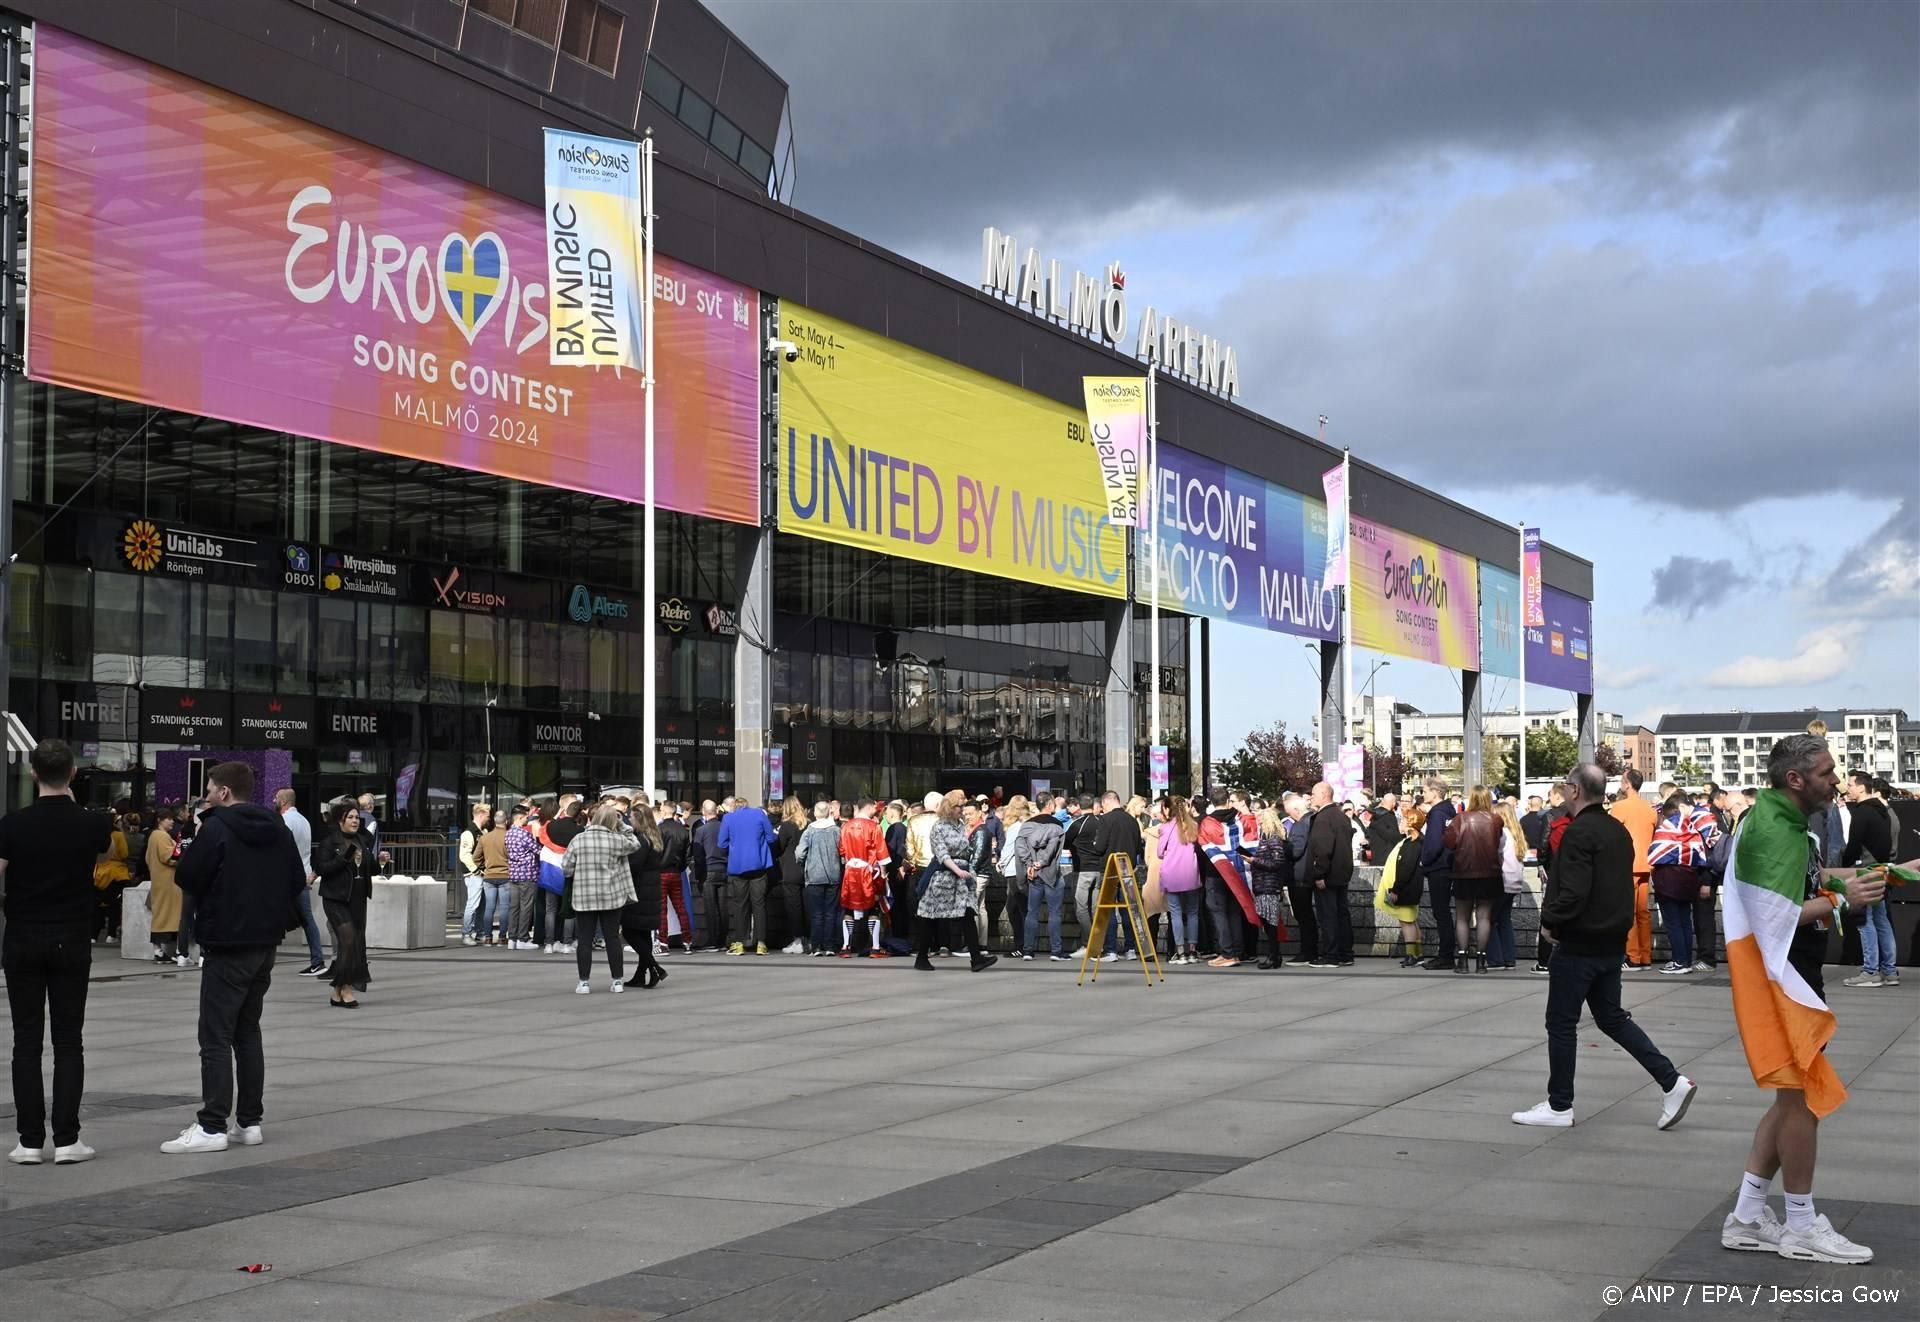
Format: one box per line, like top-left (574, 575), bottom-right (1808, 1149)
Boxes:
top-left (713, 0), bottom-right (1920, 752)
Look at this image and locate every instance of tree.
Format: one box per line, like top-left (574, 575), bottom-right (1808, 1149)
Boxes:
top-left (1363, 745), bottom-right (1410, 796)
top-left (1500, 725), bottom-right (1579, 791)
top-left (1213, 721), bottom-right (1325, 798)
top-left (1594, 741), bottom-right (1624, 777)
top-left (1673, 758), bottom-right (1708, 788)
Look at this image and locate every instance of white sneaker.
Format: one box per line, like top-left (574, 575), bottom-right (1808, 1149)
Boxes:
top-left (461, 935), bottom-right (478, 947)
top-left (574, 981), bottom-right (591, 995)
top-left (196, 955), bottom-right (204, 967)
top-left (541, 943), bottom-right (554, 954)
top-left (53, 1140), bottom-right (96, 1164)
top-left (1657, 1075), bottom-right (1697, 1130)
top-left (1722, 1207), bottom-right (1786, 1252)
top-left (1778, 1213), bottom-right (1872, 1264)
top-left (783, 940), bottom-right (804, 955)
top-left (1659, 961), bottom-right (1691, 975)
top-left (160, 1125), bottom-right (228, 1154)
top-left (1511, 1101), bottom-right (1574, 1128)
top-left (563, 942), bottom-right (577, 955)
top-left (175, 954), bottom-right (192, 967)
top-left (7, 1143), bottom-right (44, 1164)
top-left (610, 979), bottom-right (625, 993)
top-left (1069, 946), bottom-right (1088, 959)
top-left (1122, 950), bottom-right (1139, 961)
top-left (1841, 971), bottom-right (1882, 988)
top-left (234, 1125), bottom-right (263, 1146)
top-left (1099, 952), bottom-right (1120, 963)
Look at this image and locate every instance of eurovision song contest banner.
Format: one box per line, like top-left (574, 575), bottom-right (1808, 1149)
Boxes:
top-left (542, 129), bottom-right (644, 370)
top-left (1348, 515), bottom-right (1481, 669)
top-left (777, 304), bottom-right (1126, 599)
top-left (1137, 443), bottom-right (1338, 642)
top-left (1081, 377), bottom-right (1146, 528)
top-left (28, 28), bottom-right (762, 525)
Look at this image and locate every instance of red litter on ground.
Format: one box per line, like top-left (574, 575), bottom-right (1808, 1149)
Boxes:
top-left (234, 1264), bottom-right (272, 1273)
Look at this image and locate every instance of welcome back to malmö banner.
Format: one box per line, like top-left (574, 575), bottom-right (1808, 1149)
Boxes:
top-left (776, 303), bottom-right (1127, 599)
top-left (27, 27), bottom-right (762, 525)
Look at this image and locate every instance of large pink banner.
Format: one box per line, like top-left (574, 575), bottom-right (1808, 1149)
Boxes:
top-left (27, 28), bottom-right (761, 525)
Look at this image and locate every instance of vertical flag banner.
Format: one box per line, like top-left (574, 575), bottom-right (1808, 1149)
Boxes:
top-left (1348, 515), bottom-right (1481, 669)
top-left (1150, 745), bottom-right (1170, 792)
top-left (1321, 463), bottom-right (1349, 586)
top-left (1082, 377), bottom-right (1147, 527)
top-left (543, 129), bottom-right (643, 369)
top-left (1522, 527), bottom-right (1545, 627)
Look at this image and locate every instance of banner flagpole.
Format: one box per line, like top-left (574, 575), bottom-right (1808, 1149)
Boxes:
top-left (641, 132), bottom-right (657, 800)
top-left (1147, 365), bottom-right (1160, 753)
top-left (1517, 519), bottom-right (1527, 799)
top-left (1341, 447), bottom-right (1353, 753)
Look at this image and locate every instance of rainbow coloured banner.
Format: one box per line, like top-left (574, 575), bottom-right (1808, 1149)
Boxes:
top-left (1348, 515), bottom-right (1481, 669)
top-left (27, 28), bottom-right (762, 525)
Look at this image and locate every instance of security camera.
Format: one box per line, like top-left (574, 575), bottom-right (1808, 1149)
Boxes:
top-left (766, 337), bottom-right (800, 362)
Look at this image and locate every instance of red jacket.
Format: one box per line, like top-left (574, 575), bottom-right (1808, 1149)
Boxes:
top-left (838, 816), bottom-right (890, 911)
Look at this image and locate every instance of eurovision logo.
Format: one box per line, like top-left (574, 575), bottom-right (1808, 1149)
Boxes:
top-left (1381, 550), bottom-right (1450, 610)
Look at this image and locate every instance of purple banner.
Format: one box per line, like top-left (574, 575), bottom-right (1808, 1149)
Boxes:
top-left (1526, 585), bottom-right (1593, 694)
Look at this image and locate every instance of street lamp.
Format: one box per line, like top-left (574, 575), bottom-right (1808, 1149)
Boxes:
top-left (1362, 659), bottom-right (1391, 791)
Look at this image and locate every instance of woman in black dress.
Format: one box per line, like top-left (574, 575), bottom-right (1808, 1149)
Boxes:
top-left (619, 803), bottom-right (669, 989)
top-left (313, 802), bottom-right (377, 1007)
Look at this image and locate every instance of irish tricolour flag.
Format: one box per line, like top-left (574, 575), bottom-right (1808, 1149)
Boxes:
top-left (1722, 789), bottom-right (1846, 1118)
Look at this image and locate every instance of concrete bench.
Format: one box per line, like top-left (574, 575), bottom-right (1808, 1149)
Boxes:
top-left (120, 882), bottom-right (153, 960)
top-left (368, 875), bottom-right (448, 950)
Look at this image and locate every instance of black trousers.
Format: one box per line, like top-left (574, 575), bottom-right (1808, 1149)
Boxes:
top-left (1286, 884), bottom-right (1320, 962)
top-left (575, 910), bottom-right (625, 981)
top-left (3, 929), bottom-right (91, 1147)
top-left (1693, 890), bottom-right (1718, 966)
top-left (1427, 872), bottom-right (1456, 959)
top-left (617, 902), bottom-right (664, 983)
top-left (196, 945), bottom-right (274, 1136)
top-left (1546, 949), bottom-right (1679, 1111)
top-left (774, 878), bottom-right (805, 948)
top-left (699, 875), bottom-right (729, 948)
top-left (1003, 878), bottom-right (1027, 954)
top-left (1313, 886), bottom-right (1353, 962)
top-left (914, 911), bottom-right (983, 964)
top-left (726, 871), bottom-right (770, 947)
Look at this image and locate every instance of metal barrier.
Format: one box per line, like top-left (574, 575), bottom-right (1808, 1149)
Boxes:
top-left (381, 832), bottom-right (459, 919)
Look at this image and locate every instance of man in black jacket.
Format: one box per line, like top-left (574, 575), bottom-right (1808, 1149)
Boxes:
top-left (1512, 763), bottom-right (1695, 1130)
top-left (1304, 782), bottom-right (1356, 966)
top-left (1418, 779), bottom-right (1458, 970)
top-left (1093, 792), bottom-right (1143, 959)
top-left (163, 761), bottom-right (305, 1155)
top-left (658, 804), bottom-right (693, 949)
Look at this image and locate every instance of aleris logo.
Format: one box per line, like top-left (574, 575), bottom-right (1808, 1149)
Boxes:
top-left (554, 143), bottom-right (631, 173)
top-left (1381, 551), bottom-right (1449, 610)
top-left (567, 584), bottom-right (631, 624)
top-left (433, 566), bottom-right (507, 612)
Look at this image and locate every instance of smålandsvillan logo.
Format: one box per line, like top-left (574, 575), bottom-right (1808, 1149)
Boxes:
top-left (122, 520), bottom-right (163, 573)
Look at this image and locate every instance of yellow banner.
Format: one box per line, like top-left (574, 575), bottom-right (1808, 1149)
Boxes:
top-left (776, 304), bottom-right (1126, 598)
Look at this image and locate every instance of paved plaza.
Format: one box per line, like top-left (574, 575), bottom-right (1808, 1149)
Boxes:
top-left (2, 949), bottom-right (1915, 1322)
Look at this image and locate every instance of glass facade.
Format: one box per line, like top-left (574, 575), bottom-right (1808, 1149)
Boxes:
top-left (7, 381), bottom-right (1192, 817)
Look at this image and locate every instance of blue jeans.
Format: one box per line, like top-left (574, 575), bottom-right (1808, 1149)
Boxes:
top-left (804, 885), bottom-right (840, 951)
top-left (293, 884), bottom-right (326, 966)
top-left (481, 881), bottom-right (512, 939)
top-left (1545, 949), bottom-right (1679, 1111)
top-left (1165, 889), bottom-right (1201, 948)
top-left (1657, 897), bottom-right (1693, 968)
top-left (1025, 876), bottom-right (1065, 956)
top-left (462, 875), bottom-right (484, 937)
top-left (1859, 900), bottom-right (1896, 975)
top-left (1486, 892), bottom-right (1516, 966)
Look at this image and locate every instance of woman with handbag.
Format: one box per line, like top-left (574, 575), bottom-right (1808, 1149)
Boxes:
top-left (313, 803), bottom-right (377, 1008)
top-left (913, 792), bottom-right (997, 972)
top-left (146, 814), bottom-right (184, 962)
top-left (1376, 806), bottom-right (1426, 967)
top-left (562, 805), bottom-right (638, 994)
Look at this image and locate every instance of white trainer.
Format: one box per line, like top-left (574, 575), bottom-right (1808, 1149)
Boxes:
top-left (541, 943), bottom-right (554, 954)
top-left (52, 1141), bottom-right (96, 1164)
top-left (1510, 1100), bottom-right (1574, 1127)
top-left (610, 979), bottom-right (625, 993)
top-left (1657, 1075), bottom-right (1697, 1130)
top-left (1721, 1207), bottom-right (1786, 1252)
top-left (160, 1125), bottom-right (229, 1154)
top-left (1098, 952), bottom-right (1120, 963)
top-left (1069, 946), bottom-right (1088, 959)
top-left (574, 981), bottom-right (591, 995)
top-left (783, 940), bottom-right (804, 955)
top-left (234, 1125), bottom-right (264, 1146)
top-left (1777, 1213), bottom-right (1872, 1264)
top-left (461, 935), bottom-right (478, 947)
top-left (7, 1143), bottom-right (44, 1165)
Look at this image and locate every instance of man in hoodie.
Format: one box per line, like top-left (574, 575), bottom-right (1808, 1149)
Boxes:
top-left (716, 795), bottom-right (777, 955)
top-left (163, 762), bottom-right (305, 1155)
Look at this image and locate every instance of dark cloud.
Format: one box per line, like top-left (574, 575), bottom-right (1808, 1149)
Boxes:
top-left (1649, 555), bottom-right (1752, 616)
top-left (714, 0), bottom-right (1918, 245)
top-left (1819, 497), bottom-right (1919, 608)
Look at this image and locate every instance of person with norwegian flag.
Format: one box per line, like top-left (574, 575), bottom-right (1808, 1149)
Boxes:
top-left (1197, 787), bottom-right (1260, 968)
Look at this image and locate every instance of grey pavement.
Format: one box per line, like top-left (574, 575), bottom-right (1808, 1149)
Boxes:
top-left (2, 947), bottom-right (1915, 1322)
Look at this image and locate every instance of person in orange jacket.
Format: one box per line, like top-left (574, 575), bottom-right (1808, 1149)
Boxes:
top-left (1609, 768), bottom-right (1657, 969)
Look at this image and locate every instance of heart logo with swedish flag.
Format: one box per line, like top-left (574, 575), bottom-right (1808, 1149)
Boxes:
top-left (435, 231), bottom-right (509, 345)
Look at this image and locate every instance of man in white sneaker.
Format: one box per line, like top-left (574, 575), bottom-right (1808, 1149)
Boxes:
top-left (275, 789), bottom-right (326, 976)
top-left (1512, 764), bottom-right (1695, 1132)
top-left (163, 762), bottom-right (305, 1155)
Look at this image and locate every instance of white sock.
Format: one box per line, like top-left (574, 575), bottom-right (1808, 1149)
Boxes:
top-left (1733, 1171), bottom-right (1772, 1223)
top-left (868, 917), bottom-right (882, 948)
top-left (1784, 1190), bottom-right (1815, 1234)
top-left (841, 914), bottom-right (855, 950)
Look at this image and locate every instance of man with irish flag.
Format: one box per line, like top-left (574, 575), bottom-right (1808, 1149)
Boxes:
top-left (1719, 733), bottom-right (1889, 1266)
